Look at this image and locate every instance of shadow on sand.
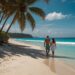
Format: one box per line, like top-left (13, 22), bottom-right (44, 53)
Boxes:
top-left (0, 43), bottom-right (46, 59)
top-left (0, 43), bottom-right (75, 60)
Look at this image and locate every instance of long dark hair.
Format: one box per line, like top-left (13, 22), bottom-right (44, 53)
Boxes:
top-left (52, 38), bottom-right (55, 43)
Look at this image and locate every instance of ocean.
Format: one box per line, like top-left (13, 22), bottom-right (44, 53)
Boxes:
top-left (15, 38), bottom-right (75, 69)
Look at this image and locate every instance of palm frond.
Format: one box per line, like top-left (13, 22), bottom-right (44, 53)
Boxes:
top-left (26, 12), bottom-right (35, 30)
top-left (16, 0), bottom-right (37, 5)
top-left (29, 7), bottom-right (45, 20)
top-left (0, 0), bottom-right (46, 33)
top-left (27, 0), bottom-right (37, 5)
top-left (6, 13), bottom-right (18, 33)
top-left (0, 13), bottom-right (5, 23)
top-left (18, 12), bottom-right (26, 31)
top-left (10, 12), bottom-right (18, 24)
top-left (3, 8), bottom-right (16, 19)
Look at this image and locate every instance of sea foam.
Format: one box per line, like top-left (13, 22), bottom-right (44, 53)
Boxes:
top-left (57, 42), bottom-right (75, 45)
top-left (17, 39), bottom-right (75, 45)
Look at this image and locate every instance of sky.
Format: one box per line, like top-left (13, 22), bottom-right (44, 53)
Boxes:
top-left (0, 0), bottom-right (75, 37)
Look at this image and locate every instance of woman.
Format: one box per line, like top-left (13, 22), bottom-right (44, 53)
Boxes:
top-left (50, 38), bottom-right (56, 57)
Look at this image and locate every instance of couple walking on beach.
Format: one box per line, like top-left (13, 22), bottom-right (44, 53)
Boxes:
top-left (44, 36), bottom-right (56, 57)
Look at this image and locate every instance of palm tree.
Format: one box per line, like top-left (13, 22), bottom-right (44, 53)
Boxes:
top-left (0, 1), bottom-right (17, 32)
top-left (0, 15), bottom-right (9, 32)
top-left (0, 0), bottom-right (49, 33)
top-left (6, 0), bottom-right (45, 33)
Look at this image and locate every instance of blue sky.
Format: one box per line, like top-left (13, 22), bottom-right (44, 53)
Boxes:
top-left (0, 0), bottom-right (75, 37)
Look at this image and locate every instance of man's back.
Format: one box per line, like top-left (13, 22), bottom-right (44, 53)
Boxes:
top-left (45, 38), bottom-right (50, 44)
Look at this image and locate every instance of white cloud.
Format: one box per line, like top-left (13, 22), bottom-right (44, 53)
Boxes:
top-left (45, 12), bottom-right (67, 21)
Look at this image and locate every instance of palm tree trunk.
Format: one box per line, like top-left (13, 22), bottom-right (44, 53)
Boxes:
top-left (0, 16), bottom-right (9, 32)
top-left (0, 12), bottom-right (2, 17)
top-left (0, 13), bottom-right (4, 23)
top-left (6, 14), bottom-right (16, 34)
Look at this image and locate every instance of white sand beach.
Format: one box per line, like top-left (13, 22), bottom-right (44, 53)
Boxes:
top-left (0, 39), bottom-right (75, 75)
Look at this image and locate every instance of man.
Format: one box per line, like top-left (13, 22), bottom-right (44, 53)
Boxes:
top-left (44, 36), bottom-right (50, 56)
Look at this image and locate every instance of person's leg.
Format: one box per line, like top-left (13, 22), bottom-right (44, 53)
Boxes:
top-left (46, 49), bottom-right (47, 55)
top-left (46, 45), bottom-right (50, 56)
top-left (47, 46), bottom-right (50, 56)
top-left (47, 45), bottom-right (50, 55)
top-left (46, 49), bottom-right (49, 56)
top-left (47, 49), bottom-right (49, 56)
top-left (47, 49), bottom-right (49, 55)
top-left (45, 45), bottom-right (47, 56)
top-left (52, 51), bottom-right (54, 57)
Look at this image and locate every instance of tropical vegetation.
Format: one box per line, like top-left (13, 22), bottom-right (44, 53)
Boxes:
top-left (0, 0), bottom-right (49, 43)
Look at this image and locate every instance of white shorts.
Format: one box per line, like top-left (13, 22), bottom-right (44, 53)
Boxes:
top-left (50, 44), bottom-right (56, 51)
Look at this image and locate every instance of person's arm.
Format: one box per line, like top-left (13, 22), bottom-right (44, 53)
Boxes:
top-left (49, 40), bottom-right (51, 46)
top-left (55, 41), bottom-right (56, 47)
top-left (50, 42), bottom-right (51, 46)
top-left (44, 42), bottom-right (45, 47)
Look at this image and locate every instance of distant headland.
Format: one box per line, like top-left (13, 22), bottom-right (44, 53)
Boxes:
top-left (9, 33), bottom-right (33, 38)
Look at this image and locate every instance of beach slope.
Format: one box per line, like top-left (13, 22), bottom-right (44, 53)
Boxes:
top-left (0, 39), bottom-right (75, 75)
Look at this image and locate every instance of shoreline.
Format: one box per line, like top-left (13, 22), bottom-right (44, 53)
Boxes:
top-left (0, 39), bottom-right (75, 75)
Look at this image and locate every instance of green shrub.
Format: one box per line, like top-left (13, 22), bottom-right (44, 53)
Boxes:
top-left (0, 31), bottom-right (10, 43)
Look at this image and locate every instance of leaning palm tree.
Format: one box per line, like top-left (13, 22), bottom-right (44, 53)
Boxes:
top-left (0, 13), bottom-right (4, 23)
top-left (0, 1), bottom-right (17, 32)
top-left (0, 0), bottom-right (9, 18)
top-left (0, 13), bottom-right (14, 32)
top-left (6, 0), bottom-right (45, 33)
top-left (0, 0), bottom-right (17, 29)
top-left (0, 0), bottom-right (49, 33)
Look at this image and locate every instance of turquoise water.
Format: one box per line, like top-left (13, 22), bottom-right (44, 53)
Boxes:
top-left (16, 38), bottom-right (75, 69)
top-left (16, 38), bottom-right (75, 57)
top-left (16, 38), bottom-right (75, 68)
top-left (16, 38), bottom-right (75, 42)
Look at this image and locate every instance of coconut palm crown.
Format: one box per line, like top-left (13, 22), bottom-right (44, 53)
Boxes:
top-left (0, 0), bottom-right (46, 33)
